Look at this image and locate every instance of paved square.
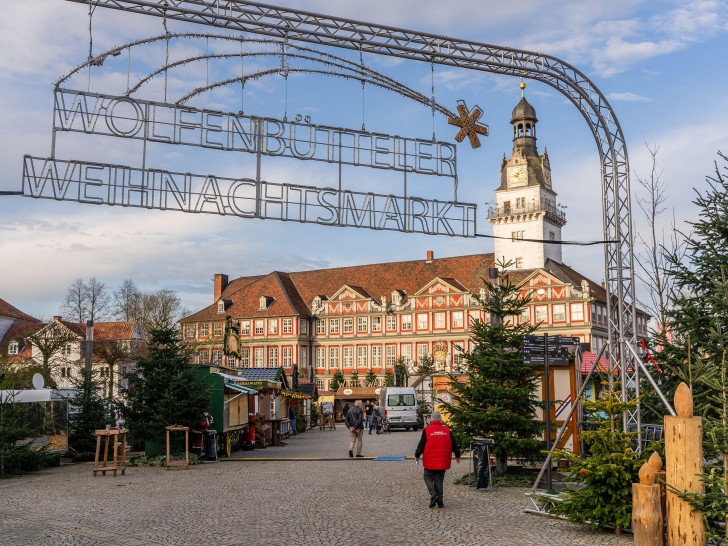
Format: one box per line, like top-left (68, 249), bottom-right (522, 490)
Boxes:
top-left (0, 426), bottom-right (631, 545)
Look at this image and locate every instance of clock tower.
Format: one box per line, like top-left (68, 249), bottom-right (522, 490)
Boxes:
top-left (487, 84), bottom-right (566, 269)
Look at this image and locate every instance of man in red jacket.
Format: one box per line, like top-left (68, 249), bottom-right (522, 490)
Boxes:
top-left (414, 411), bottom-right (461, 508)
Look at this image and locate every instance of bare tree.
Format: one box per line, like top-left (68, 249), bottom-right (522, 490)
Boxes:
top-left (94, 340), bottom-right (131, 401)
top-left (62, 279), bottom-right (86, 322)
top-left (114, 279), bottom-right (142, 321)
top-left (24, 321), bottom-right (80, 387)
top-left (86, 277), bottom-right (111, 322)
top-left (61, 278), bottom-right (111, 322)
top-left (139, 289), bottom-right (183, 333)
top-left (634, 144), bottom-right (689, 328)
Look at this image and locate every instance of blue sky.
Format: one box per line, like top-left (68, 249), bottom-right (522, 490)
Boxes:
top-left (1, 0), bottom-right (726, 319)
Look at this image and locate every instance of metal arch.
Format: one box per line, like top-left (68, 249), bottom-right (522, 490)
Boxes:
top-left (64, 0), bottom-right (642, 433)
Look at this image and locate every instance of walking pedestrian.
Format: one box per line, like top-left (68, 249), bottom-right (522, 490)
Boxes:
top-left (369, 405), bottom-right (382, 434)
top-left (289, 404), bottom-right (297, 436)
top-left (365, 400), bottom-right (373, 430)
top-left (414, 411), bottom-right (461, 508)
top-left (345, 399), bottom-right (365, 458)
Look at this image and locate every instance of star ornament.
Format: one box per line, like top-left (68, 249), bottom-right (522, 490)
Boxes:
top-left (448, 101), bottom-right (489, 149)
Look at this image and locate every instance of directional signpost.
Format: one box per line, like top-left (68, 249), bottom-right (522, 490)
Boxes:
top-left (523, 334), bottom-right (579, 489)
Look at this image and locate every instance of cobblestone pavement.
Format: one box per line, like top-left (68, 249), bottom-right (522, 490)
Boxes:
top-left (0, 426), bottom-right (631, 545)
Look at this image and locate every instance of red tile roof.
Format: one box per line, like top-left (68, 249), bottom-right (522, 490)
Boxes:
top-left (0, 298), bottom-right (38, 322)
top-left (182, 253), bottom-right (496, 322)
top-left (581, 351), bottom-right (612, 374)
top-left (90, 321), bottom-right (139, 341)
top-left (181, 253), bottom-right (628, 323)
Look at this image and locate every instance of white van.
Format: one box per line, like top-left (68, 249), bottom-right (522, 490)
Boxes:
top-left (379, 387), bottom-right (419, 430)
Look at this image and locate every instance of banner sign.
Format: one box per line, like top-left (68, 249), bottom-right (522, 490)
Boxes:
top-left (53, 88), bottom-right (458, 178)
top-left (22, 156), bottom-right (477, 237)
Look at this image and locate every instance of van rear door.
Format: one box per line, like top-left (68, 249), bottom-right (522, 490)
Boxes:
top-left (386, 392), bottom-right (417, 426)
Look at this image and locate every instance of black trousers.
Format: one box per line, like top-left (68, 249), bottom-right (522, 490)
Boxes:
top-left (423, 468), bottom-right (446, 499)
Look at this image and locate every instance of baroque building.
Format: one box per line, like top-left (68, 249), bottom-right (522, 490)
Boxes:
top-left (180, 89), bottom-right (649, 450)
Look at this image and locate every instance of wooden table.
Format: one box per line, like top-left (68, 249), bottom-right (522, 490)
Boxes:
top-left (93, 428), bottom-right (128, 477)
top-left (165, 426), bottom-right (190, 470)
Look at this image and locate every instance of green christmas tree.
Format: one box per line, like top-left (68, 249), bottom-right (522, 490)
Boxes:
top-left (550, 382), bottom-right (651, 534)
top-left (67, 368), bottom-right (111, 459)
top-left (653, 153), bottom-right (728, 415)
top-left (439, 261), bottom-right (544, 473)
top-left (365, 370), bottom-right (377, 386)
top-left (121, 325), bottom-right (209, 455)
top-left (329, 369), bottom-right (344, 392)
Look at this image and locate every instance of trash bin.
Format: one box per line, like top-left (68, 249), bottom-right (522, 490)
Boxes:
top-left (470, 437), bottom-right (494, 490)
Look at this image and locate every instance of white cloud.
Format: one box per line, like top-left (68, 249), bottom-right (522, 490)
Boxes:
top-left (607, 92), bottom-right (653, 102)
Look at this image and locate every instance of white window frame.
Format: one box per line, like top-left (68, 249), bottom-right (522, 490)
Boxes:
top-left (371, 316), bottom-right (381, 332)
top-left (268, 346), bottom-right (278, 366)
top-left (62, 343), bottom-right (73, 356)
top-left (212, 349), bottom-right (222, 364)
top-left (553, 304), bottom-right (566, 322)
top-left (282, 319), bottom-right (292, 334)
top-left (570, 303), bottom-right (584, 321)
top-left (357, 345), bottom-right (367, 367)
top-left (8, 341), bottom-right (19, 355)
top-left (240, 348), bottom-right (250, 367)
top-left (520, 307), bottom-right (531, 323)
top-left (343, 346), bottom-right (353, 367)
top-left (240, 321), bottom-right (250, 336)
top-left (535, 305), bottom-right (548, 323)
top-left (416, 313), bottom-right (428, 330)
top-left (299, 319), bottom-right (308, 334)
top-left (329, 319), bottom-right (340, 334)
top-left (282, 346), bottom-right (292, 367)
top-left (315, 319), bottom-right (326, 335)
top-left (401, 344), bottom-right (411, 365)
top-left (316, 346), bottom-right (326, 368)
top-left (417, 343), bottom-right (429, 362)
top-left (401, 314), bottom-right (412, 330)
top-left (268, 319), bottom-right (278, 335)
top-left (372, 345), bottom-right (381, 367)
top-left (452, 311), bottom-right (464, 328)
top-left (299, 346), bottom-right (308, 367)
top-left (254, 320), bottom-right (264, 335)
top-left (213, 322), bottom-right (223, 336)
top-left (329, 346), bottom-right (339, 368)
top-left (386, 345), bottom-right (397, 367)
top-left (343, 318), bottom-right (353, 333)
top-left (357, 317), bottom-right (367, 333)
top-left (434, 312), bottom-right (446, 329)
top-left (254, 347), bottom-right (264, 367)
top-left (386, 315), bottom-right (397, 331)
top-left (200, 323), bottom-right (210, 337)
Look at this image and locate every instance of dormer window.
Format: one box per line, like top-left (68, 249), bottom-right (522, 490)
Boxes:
top-left (391, 290), bottom-right (403, 306)
top-left (259, 296), bottom-right (274, 310)
top-left (8, 341), bottom-right (19, 355)
top-left (313, 296), bottom-right (322, 310)
top-left (217, 301), bottom-right (225, 313)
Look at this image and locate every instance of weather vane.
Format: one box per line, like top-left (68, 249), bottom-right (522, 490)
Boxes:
top-left (448, 100), bottom-right (489, 149)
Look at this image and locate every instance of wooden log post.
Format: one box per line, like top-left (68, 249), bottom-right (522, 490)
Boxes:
top-left (665, 382), bottom-right (706, 546)
top-left (648, 451), bottom-right (667, 534)
top-left (633, 460), bottom-right (663, 546)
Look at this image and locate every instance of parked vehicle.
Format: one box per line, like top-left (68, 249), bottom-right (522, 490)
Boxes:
top-left (379, 387), bottom-right (418, 430)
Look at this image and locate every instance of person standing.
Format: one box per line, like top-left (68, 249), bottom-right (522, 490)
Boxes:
top-left (414, 411), bottom-right (461, 508)
top-left (369, 405), bottom-right (382, 435)
top-left (289, 404), bottom-right (297, 436)
top-left (342, 403), bottom-right (350, 423)
top-left (365, 400), bottom-right (373, 430)
top-left (345, 399), bottom-right (365, 458)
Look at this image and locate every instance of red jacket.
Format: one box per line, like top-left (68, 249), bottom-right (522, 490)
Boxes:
top-left (422, 421), bottom-right (454, 470)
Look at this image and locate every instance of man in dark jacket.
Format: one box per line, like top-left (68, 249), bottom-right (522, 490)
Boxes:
top-left (344, 399), bottom-right (365, 458)
top-left (414, 411), bottom-right (461, 508)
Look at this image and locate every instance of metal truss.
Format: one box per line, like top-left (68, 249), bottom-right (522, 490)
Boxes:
top-left (65, 0), bottom-right (651, 435)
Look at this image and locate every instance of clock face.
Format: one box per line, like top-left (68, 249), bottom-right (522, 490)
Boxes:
top-left (508, 166), bottom-right (526, 187)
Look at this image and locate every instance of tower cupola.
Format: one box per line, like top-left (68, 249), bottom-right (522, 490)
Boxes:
top-left (511, 82), bottom-right (538, 154)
